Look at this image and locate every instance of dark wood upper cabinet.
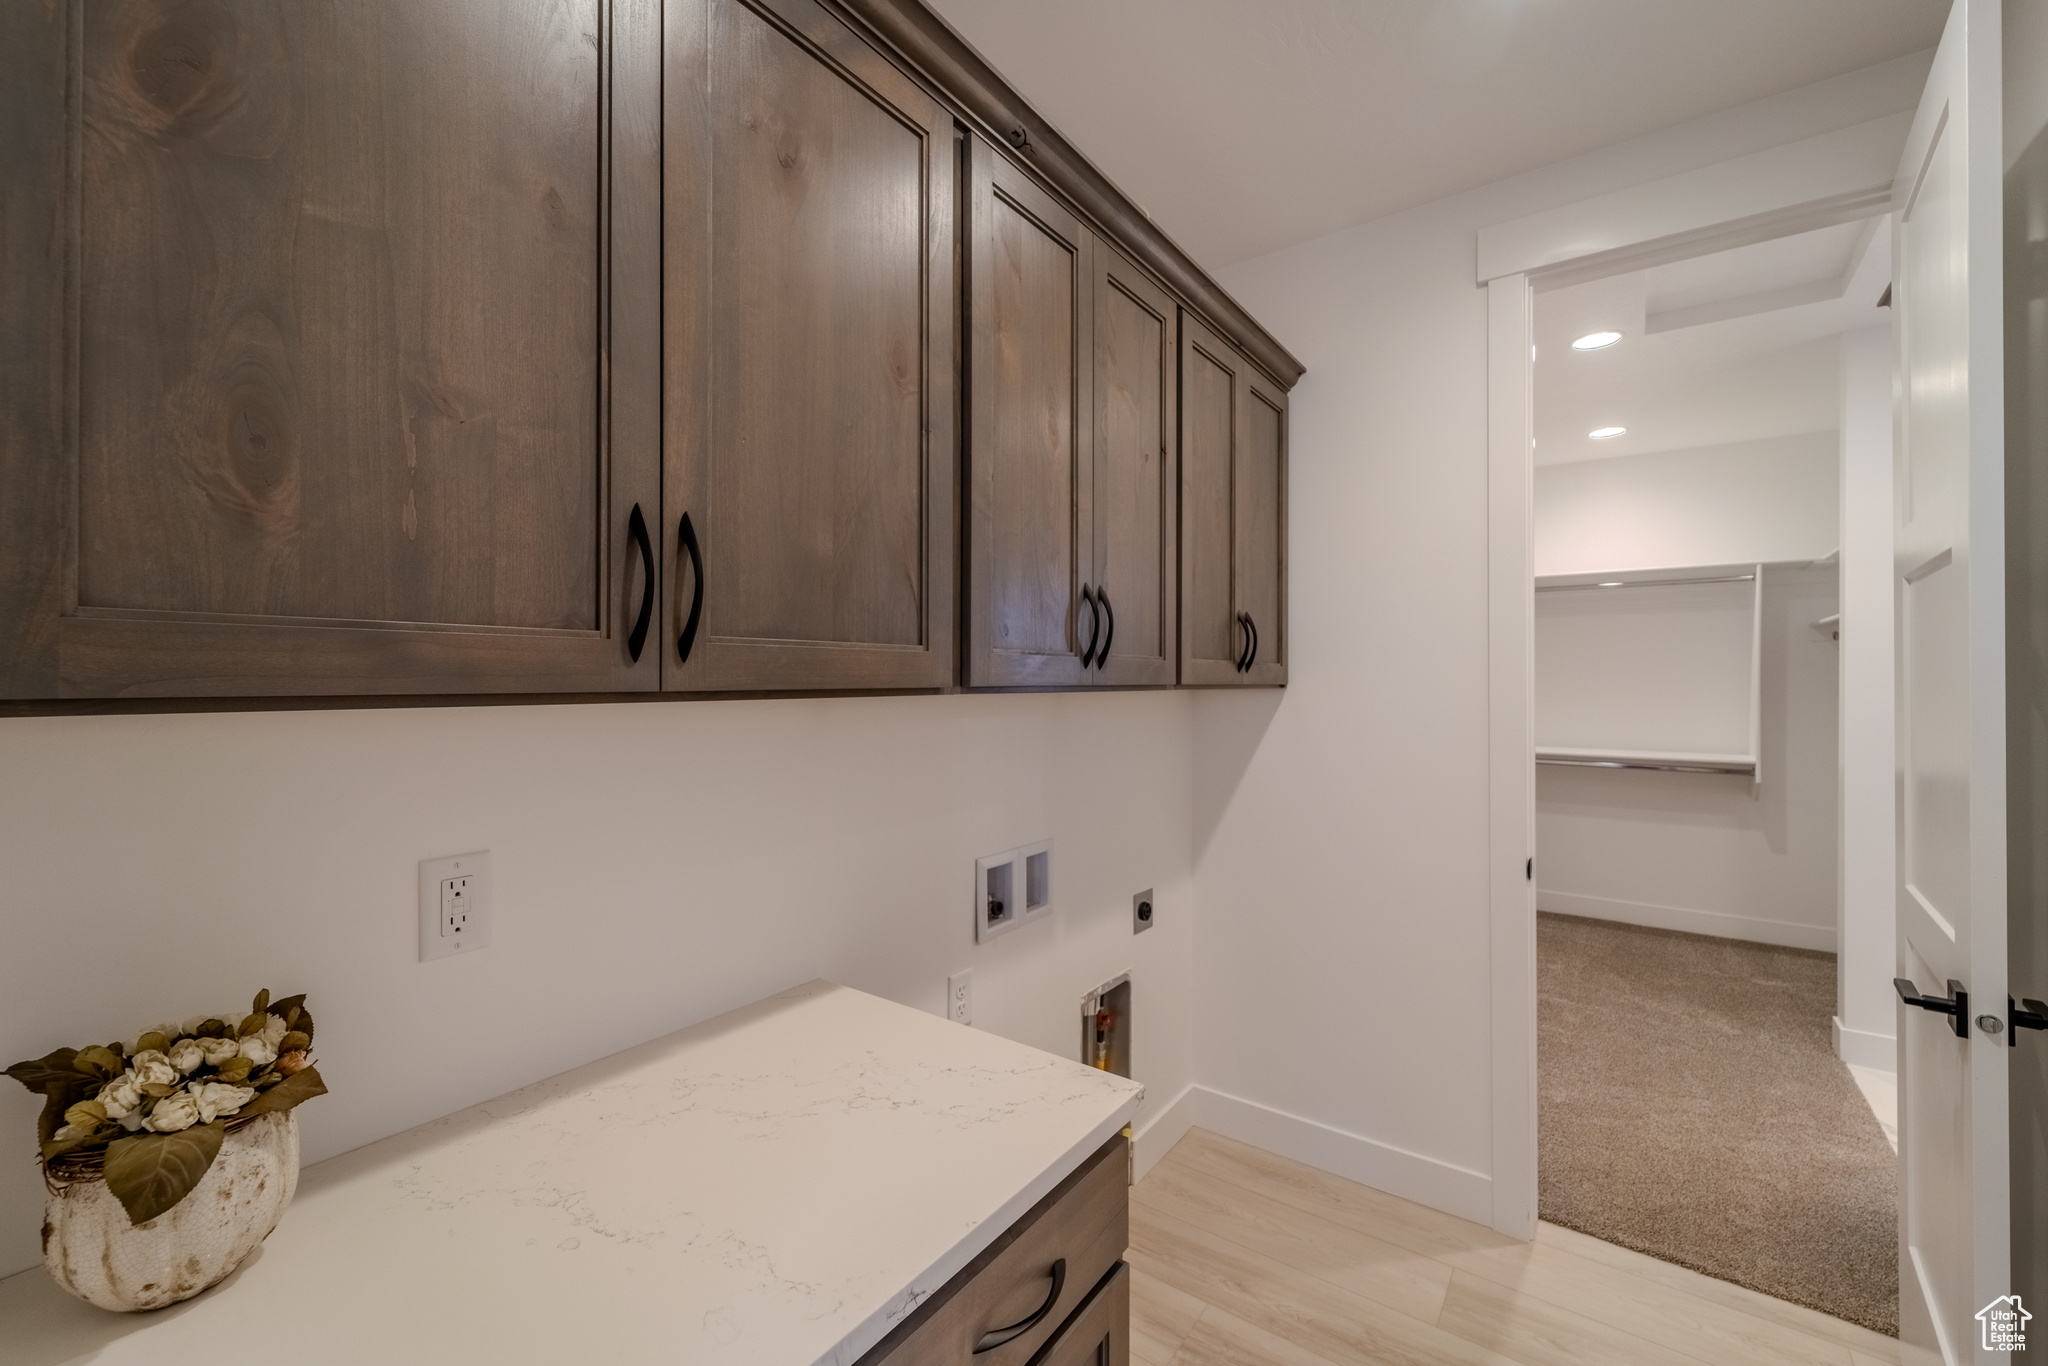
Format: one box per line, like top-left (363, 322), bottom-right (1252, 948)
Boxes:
top-left (1, 0), bottom-right (1296, 708)
top-left (964, 143), bottom-right (1182, 691)
top-left (1090, 243), bottom-right (1178, 688)
top-left (1179, 311), bottom-right (1287, 687)
top-left (0, 0), bottom-right (662, 699)
top-left (661, 0), bottom-right (956, 692)
top-left (964, 139), bottom-right (1093, 689)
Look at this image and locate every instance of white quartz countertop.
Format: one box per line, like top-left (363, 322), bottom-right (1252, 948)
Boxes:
top-left (0, 980), bottom-right (1144, 1365)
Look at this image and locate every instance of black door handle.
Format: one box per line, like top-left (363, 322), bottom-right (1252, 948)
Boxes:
top-left (1235, 612), bottom-right (1251, 672)
top-left (1095, 587), bottom-right (1114, 668)
top-left (1244, 613), bottom-right (1259, 671)
top-left (625, 504), bottom-right (654, 664)
top-left (972, 1258), bottom-right (1064, 1353)
top-left (1895, 977), bottom-right (1968, 1038)
top-left (1078, 586), bottom-right (1099, 667)
top-left (2011, 996), bottom-right (2048, 1045)
top-left (676, 513), bottom-right (704, 665)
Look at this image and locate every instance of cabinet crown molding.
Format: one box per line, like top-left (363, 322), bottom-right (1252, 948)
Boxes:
top-left (832, 0), bottom-right (1305, 391)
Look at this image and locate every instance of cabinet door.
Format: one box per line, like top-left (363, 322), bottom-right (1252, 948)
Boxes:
top-left (663, 0), bottom-right (956, 692)
top-left (1089, 244), bottom-right (1177, 688)
top-left (1238, 367), bottom-right (1288, 685)
top-left (964, 139), bottom-right (1094, 688)
top-left (1177, 311), bottom-right (1285, 686)
top-left (1, 0), bottom-right (661, 699)
top-left (1033, 1263), bottom-right (1130, 1366)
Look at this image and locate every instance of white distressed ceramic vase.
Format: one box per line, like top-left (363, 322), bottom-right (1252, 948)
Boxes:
top-left (41, 1111), bottom-right (300, 1312)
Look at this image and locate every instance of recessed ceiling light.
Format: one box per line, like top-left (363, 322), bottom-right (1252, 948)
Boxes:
top-left (1589, 426), bottom-right (1626, 440)
top-left (1572, 331), bottom-right (1623, 351)
top-left (1598, 581), bottom-right (1624, 588)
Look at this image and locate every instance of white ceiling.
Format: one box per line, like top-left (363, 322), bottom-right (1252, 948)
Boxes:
top-left (1533, 216), bottom-right (1891, 466)
top-left (924, 0), bottom-right (1945, 270)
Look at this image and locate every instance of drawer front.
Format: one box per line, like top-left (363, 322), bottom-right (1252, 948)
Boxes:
top-left (1026, 1262), bottom-right (1129, 1366)
top-left (859, 1135), bottom-right (1128, 1366)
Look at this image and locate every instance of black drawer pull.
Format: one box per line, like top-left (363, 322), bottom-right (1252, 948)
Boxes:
top-left (1078, 587), bottom-right (1099, 667)
top-left (973, 1258), bottom-right (1064, 1353)
top-left (1245, 613), bottom-right (1258, 671)
top-left (625, 503), bottom-right (653, 664)
top-left (1234, 613), bottom-right (1250, 672)
top-left (1095, 588), bottom-right (1114, 668)
top-left (676, 512), bottom-right (704, 665)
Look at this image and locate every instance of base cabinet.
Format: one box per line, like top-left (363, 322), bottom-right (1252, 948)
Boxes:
top-left (1179, 310), bottom-right (1287, 687)
top-left (1030, 1262), bottom-right (1130, 1366)
top-left (856, 1135), bottom-right (1128, 1366)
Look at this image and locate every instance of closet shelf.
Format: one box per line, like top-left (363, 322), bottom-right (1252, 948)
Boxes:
top-left (1535, 746), bottom-right (1757, 776)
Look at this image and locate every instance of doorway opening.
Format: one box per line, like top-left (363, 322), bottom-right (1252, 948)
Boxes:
top-left (1527, 219), bottom-right (1898, 1332)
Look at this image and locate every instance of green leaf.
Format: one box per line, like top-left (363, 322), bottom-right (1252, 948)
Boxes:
top-left (36, 1091), bottom-right (69, 1146)
top-left (267, 993), bottom-right (306, 1021)
top-left (279, 1031), bottom-right (310, 1053)
top-left (40, 1124), bottom-right (112, 1163)
top-left (233, 1066), bottom-right (327, 1119)
top-left (31, 1074), bottom-right (101, 1145)
top-left (103, 1124), bottom-right (226, 1225)
top-left (73, 1046), bottom-right (123, 1081)
top-left (135, 1031), bottom-right (170, 1056)
top-left (251, 989), bottom-right (270, 1016)
top-left (5, 1049), bottom-right (81, 1094)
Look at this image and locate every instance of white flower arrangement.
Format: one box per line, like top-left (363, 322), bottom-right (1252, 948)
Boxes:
top-left (7, 990), bottom-right (327, 1224)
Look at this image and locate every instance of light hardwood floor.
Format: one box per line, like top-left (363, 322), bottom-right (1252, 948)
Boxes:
top-left (1132, 1128), bottom-right (1902, 1366)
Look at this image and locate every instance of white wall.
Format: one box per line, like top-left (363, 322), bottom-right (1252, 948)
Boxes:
top-left (1187, 55), bottom-right (1924, 1222)
top-left (1531, 433), bottom-right (1842, 951)
top-left (1837, 325), bottom-right (1898, 1070)
top-left (1536, 565), bottom-right (1841, 951)
top-left (1533, 433), bottom-right (1840, 576)
top-left (0, 693), bottom-right (1195, 1279)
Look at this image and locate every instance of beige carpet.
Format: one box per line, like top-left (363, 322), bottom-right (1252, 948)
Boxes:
top-left (1537, 912), bottom-right (1899, 1335)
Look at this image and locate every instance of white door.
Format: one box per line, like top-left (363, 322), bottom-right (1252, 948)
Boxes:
top-left (1893, 1), bottom-right (2011, 1361)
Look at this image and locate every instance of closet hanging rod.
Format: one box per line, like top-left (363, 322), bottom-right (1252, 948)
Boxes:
top-left (1535, 573), bottom-right (1755, 593)
top-left (1536, 755), bottom-right (1756, 776)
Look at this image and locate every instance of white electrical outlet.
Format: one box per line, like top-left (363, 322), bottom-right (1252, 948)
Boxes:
top-left (947, 970), bottom-right (973, 1025)
top-left (419, 851), bottom-right (492, 961)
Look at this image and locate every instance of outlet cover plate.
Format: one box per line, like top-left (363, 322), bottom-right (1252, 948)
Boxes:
top-left (947, 969), bottom-right (973, 1025)
top-left (419, 851), bottom-right (492, 961)
top-left (1133, 888), bottom-right (1155, 934)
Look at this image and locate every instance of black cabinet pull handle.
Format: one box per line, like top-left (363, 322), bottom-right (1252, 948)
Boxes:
top-left (1233, 613), bottom-right (1249, 672)
top-left (1078, 585), bottom-right (1099, 667)
top-left (1895, 977), bottom-right (1968, 1038)
top-left (972, 1258), bottom-right (1065, 1353)
top-left (2010, 996), bottom-right (2048, 1045)
top-left (676, 512), bottom-right (705, 665)
top-left (625, 504), bottom-right (654, 664)
top-left (1243, 613), bottom-right (1259, 672)
top-left (1096, 587), bottom-right (1114, 668)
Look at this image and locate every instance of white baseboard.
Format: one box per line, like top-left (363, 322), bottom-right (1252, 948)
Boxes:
top-left (1132, 1082), bottom-right (1201, 1183)
top-left (1537, 889), bottom-right (1837, 953)
top-left (1132, 1083), bottom-right (1493, 1226)
top-left (1833, 1016), bottom-right (1897, 1071)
